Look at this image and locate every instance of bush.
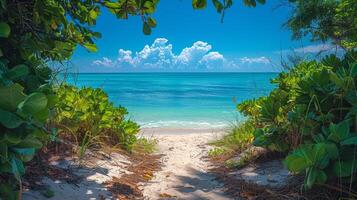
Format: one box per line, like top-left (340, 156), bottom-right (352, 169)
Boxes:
top-left (238, 51), bottom-right (357, 188)
top-left (54, 84), bottom-right (140, 154)
top-left (0, 62), bottom-right (56, 199)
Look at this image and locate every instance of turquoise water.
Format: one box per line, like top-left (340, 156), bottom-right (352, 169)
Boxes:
top-left (64, 73), bottom-right (277, 128)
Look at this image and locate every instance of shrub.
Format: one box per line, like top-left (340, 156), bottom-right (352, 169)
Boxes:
top-left (0, 61), bottom-right (56, 199)
top-left (238, 51), bottom-right (357, 188)
top-left (54, 84), bottom-right (140, 154)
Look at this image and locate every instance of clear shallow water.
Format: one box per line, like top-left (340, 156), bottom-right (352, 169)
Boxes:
top-left (63, 73), bottom-right (277, 128)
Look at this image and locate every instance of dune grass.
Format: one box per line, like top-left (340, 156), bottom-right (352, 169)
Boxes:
top-left (209, 120), bottom-right (254, 157)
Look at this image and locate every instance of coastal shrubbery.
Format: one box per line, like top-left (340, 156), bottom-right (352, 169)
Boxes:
top-left (238, 51), bottom-right (357, 188)
top-left (54, 84), bottom-right (140, 155)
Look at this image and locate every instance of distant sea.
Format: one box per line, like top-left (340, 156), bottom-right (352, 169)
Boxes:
top-left (63, 73), bottom-right (277, 129)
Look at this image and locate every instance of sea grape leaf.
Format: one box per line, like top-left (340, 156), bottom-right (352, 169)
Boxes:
top-left (0, 109), bottom-right (23, 128)
top-left (333, 161), bottom-right (357, 177)
top-left (284, 154), bottom-right (309, 172)
top-left (0, 83), bottom-right (26, 111)
top-left (15, 136), bottom-right (42, 149)
top-left (328, 120), bottom-right (350, 142)
top-left (18, 92), bottom-right (48, 115)
top-left (83, 43), bottom-right (98, 52)
top-left (5, 64), bottom-right (29, 80)
top-left (0, 22), bottom-right (10, 38)
top-left (341, 136), bottom-right (357, 145)
top-left (143, 22), bottom-right (151, 35)
top-left (147, 17), bottom-right (157, 28)
top-left (192, 0), bottom-right (207, 9)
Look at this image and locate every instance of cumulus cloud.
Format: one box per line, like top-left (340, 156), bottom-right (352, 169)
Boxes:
top-left (240, 56), bottom-right (270, 64)
top-left (92, 57), bottom-right (116, 67)
top-left (92, 38), bottom-right (233, 71)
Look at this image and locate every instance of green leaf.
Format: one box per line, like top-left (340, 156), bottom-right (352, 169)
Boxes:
top-left (12, 148), bottom-right (35, 155)
top-left (4, 133), bottom-right (22, 145)
top-left (212, 0), bottom-right (224, 13)
top-left (89, 9), bottom-right (98, 20)
top-left (143, 22), bottom-right (151, 35)
top-left (350, 63), bottom-right (357, 77)
top-left (325, 143), bottom-right (339, 159)
top-left (328, 120), bottom-right (350, 142)
top-left (306, 168), bottom-right (327, 188)
top-left (5, 64), bottom-right (29, 80)
top-left (0, 109), bottom-right (23, 128)
top-left (315, 169), bottom-right (327, 184)
top-left (192, 0), bottom-right (207, 9)
top-left (333, 161), bottom-right (357, 177)
top-left (16, 136), bottom-right (42, 149)
top-left (0, 22), bottom-right (10, 38)
top-left (341, 136), bottom-right (357, 145)
top-left (12, 148), bottom-right (35, 162)
top-left (19, 92), bottom-right (48, 115)
top-left (0, 83), bottom-right (26, 111)
top-left (147, 17), bottom-right (157, 28)
top-left (311, 143), bottom-right (326, 163)
top-left (284, 154), bottom-right (309, 172)
top-left (306, 168), bottom-right (317, 188)
top-left (83, 43), bottom-right (97, 52)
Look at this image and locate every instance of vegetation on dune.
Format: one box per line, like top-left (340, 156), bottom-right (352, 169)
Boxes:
top-left (208, 0), bottom-right (357, 195)
top-left (54, 84), bottom-right (140, 155)
top-left (233, 0), bottom-right (357, 193)
top-left (240, 52), bottom-right (357, 188)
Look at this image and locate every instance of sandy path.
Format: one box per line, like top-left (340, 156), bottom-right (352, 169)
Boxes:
top-left (140, 132), bottom-right (233, 200)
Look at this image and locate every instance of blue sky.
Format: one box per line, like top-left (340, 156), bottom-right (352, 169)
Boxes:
top-left (70, 0), bottom-right (323, 72)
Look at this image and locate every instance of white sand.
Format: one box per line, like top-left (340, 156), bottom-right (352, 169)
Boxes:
top-left (140, 129), bottom-right (233, 200)
top-left (23, 152), bottom-right (132, 200)
top-left (24, 128), bottom-right (233, 200)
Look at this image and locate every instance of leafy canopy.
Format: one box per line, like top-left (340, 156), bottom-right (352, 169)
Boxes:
top-left (287, 0), bottom-right (357, 49)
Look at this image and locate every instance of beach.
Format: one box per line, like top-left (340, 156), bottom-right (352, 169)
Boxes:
top-left (140, 128), bottom-right (231, 200)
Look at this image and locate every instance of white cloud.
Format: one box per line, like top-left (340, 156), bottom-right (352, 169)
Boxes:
top-left (199, 52), bottom-right (225, 69)
top-left (176, 41), bottom-right (212, 66)
top-left (92, 57), bottom-right (116, 67)
top-left (92, 38), bottom-right (234, 71)
top-left (240, 56), bottom-right (270, 64)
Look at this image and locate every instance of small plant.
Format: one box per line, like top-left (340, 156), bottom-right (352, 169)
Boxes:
top-left (208, 147), bottom-right (227, 157)
top-left (210, 121), bottom-right (254, 153)
top-left (133, 138), bottom-right (158, 154)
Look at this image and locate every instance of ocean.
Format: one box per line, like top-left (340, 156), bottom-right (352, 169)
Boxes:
top-left (64, 73), bottom-right (277, 129)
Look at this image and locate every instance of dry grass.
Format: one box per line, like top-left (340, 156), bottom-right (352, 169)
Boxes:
top-left (104, 153), bottom-right (163, 199)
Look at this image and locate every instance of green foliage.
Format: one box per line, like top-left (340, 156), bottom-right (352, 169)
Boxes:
top-left (208, 147), bottom-right (227, 157)
top-left (287, 0), bottom-right (357, 49)
top-left (132, 138), bottom-right (157, 154)
top-left (55, 84), bottom-right (140, 153)
top-left (211, 120), bottom-right (254, 152)
top-left (239, 51), bottom-right (357, 188)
